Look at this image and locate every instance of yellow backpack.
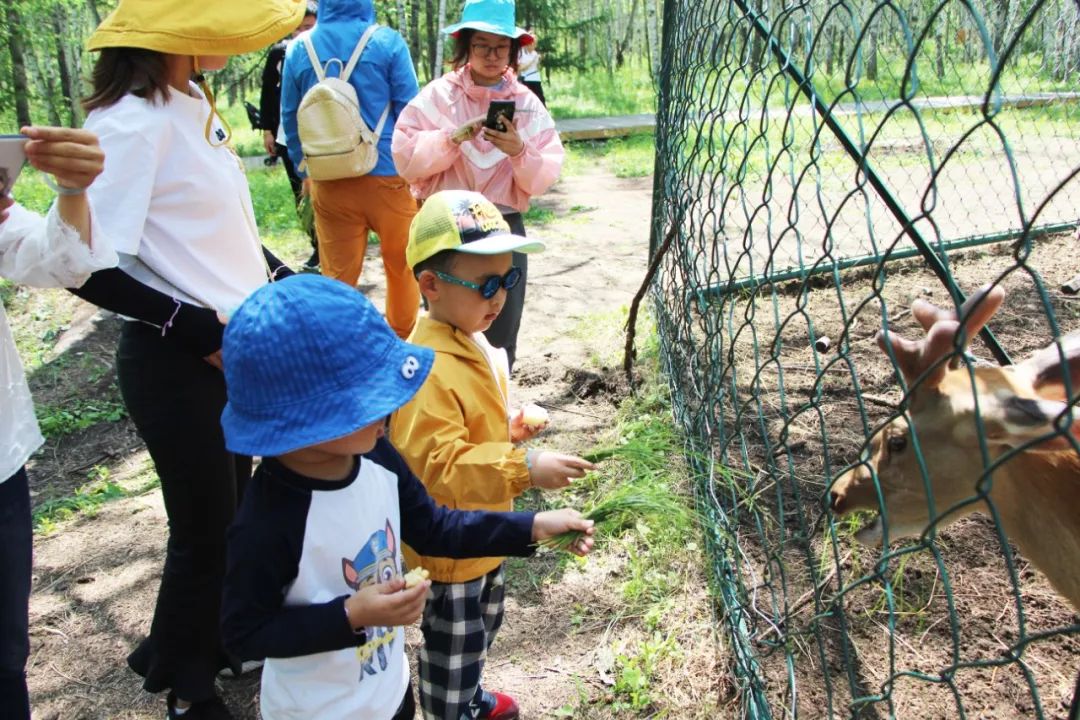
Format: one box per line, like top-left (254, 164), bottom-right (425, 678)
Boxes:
top-left (297, 25), bottom-right (390, 181)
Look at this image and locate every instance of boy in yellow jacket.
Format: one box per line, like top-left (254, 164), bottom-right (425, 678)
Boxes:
top-left (391, 189), bottom-right (594, 720)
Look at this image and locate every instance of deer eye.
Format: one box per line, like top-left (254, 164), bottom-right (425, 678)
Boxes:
top-left (887, 435), bottom-right (907, 453)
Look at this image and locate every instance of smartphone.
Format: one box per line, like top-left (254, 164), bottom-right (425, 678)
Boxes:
top-left (484, 101), bottom-right (516, 132)
top-left (0, 135), bottom-right (27, 196)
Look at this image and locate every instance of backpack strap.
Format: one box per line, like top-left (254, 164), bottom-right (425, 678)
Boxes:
top-left (340, 24), bottom-right (381, 82)
top-left (371, 103), bottom-right (391, 138)
top-left (301, 34), bottom-right (327, 82)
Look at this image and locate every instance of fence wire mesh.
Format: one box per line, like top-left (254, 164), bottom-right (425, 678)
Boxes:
top-left (648, 0), bottom-right (1080, 716)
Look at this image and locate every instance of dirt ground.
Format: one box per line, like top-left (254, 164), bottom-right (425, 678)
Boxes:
top-left (21, 167), bottom-right (723, 719)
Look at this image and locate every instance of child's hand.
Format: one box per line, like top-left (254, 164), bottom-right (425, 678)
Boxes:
top-left (510, 403), bottom-right (549, 441)
top-left (344, 578), bottom-right (430, 629)
top-left (532, 509), bottom-right (595, 556)
top-left (528, 451), bottom-right (594, 489)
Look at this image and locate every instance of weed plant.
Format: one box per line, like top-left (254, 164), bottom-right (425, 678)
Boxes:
top-left (32, 465), bottom-right (160, 535)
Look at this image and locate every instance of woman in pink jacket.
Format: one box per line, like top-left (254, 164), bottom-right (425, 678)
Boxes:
top-left (392, 0), bottom-right (563, 371)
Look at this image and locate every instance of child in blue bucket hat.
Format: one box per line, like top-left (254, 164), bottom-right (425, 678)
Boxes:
top-left (218, 274), bottom-right (594, 720)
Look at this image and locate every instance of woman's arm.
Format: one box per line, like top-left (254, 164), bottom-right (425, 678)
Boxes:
top-left (70, 269), bottom-right (225, 357)
top-left (391, 89), bottom-right (467, 185)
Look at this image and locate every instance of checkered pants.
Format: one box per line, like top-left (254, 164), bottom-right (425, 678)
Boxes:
top-left (418, 565), bottom-right (506, 720)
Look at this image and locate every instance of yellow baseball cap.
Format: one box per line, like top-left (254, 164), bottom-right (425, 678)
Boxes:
top-left (407, 190), bottom-right (545, 269)
top-left (87, 0), bottom-right (305, 56)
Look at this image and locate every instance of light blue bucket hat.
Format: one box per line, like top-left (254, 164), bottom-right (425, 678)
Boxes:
top-left (221, 274), bottom-right (434, 457)
top-left (442, 0), bottom-right (534, 44)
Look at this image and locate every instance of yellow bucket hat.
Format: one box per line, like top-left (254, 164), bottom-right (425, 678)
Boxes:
top-left (87, 0), bottom-right (305, 56)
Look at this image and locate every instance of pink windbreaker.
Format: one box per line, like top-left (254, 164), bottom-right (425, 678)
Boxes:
top-left (391, 67), bottom-right (564, 212)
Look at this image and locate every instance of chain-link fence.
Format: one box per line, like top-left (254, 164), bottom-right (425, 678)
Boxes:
top-left (649, 0), bottom-right (1080, 715)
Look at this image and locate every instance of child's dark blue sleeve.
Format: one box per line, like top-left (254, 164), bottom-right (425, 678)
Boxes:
top-left (221, 470), bottom-right (361, 661)
top-left (373, 440), bottom-right (537, 557)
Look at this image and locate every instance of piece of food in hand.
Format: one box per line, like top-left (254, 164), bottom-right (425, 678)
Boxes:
top-left (520, 403), bottom-right (550, 428)
top-left (403, 566), bottom-right (429, 588)
top-left (450, 124), bottom-right (473, 143)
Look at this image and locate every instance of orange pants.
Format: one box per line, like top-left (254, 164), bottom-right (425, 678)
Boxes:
top-left (311, 175), bottom-right (420, 339)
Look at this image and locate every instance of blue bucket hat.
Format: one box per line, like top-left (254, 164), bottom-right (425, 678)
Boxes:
top-left (442, 0), bottom-right (534, 44)
top-left (221, 275), bottom-right (434, 457)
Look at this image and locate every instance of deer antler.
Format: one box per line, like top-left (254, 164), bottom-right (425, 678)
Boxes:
top-left (877, 285), bottom-right (1005, 389)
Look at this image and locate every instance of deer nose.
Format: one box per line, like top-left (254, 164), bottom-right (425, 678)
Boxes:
top-left (830, 490), bottom-right (846, 514)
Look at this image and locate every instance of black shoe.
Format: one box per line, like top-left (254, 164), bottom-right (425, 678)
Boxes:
top-left (303, 249), bottom-right (320, 270)
top-left (166, 692), bottom-right (235, 720)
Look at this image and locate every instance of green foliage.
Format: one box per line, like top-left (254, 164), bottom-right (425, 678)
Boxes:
top-left (522, 204), bottom-right (556, 225)
top-left (546, 63), bottom-right (656, 119)
top-left (32, 464), bottom-right (161, 535)
top-left (611, 632), bottom-right (680, 711)
top-left (33, 465), bottom-right (113, 533)
top-left (11, 167), bottom-right (55, 216)
top-left (217, 101), bottom-right (267, 158)
top-left (35, 399), bottom-right (127, 439)
top-left (564, 135), bottom-right (655, 178)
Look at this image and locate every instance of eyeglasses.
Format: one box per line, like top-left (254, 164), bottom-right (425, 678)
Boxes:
top-left (471, 42), bottom-right (511, 59)
top-left (434, 266), bottom-right (522, 299)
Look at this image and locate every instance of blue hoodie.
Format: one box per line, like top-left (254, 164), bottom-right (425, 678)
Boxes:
top-left (280, 0), bottom-right (419, 177)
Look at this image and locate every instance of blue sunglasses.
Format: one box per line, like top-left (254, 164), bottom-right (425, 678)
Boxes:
top-left (434, 266), bottom-right (522, 299)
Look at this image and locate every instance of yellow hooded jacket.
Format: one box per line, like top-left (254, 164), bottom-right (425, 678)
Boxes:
top-left (391, 316), bottom-right (532, 583)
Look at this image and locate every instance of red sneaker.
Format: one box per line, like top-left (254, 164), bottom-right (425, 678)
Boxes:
top-left (478, 690), bottom-right (520, 720)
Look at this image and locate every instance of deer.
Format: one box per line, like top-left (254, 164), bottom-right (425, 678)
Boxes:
top-left (829, 285), bottom-right (1080, 609)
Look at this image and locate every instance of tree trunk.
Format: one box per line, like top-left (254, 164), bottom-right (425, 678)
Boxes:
top-left (866, 30), bottom-right (878, 81)
top-left (616, 0), bottom-right (640, 68)
top-left (425, 0), bottom-right (437, 81)
top-left (825, 26), bottom-right (835, 76)
top-left (434, 0), bottom-right (448, 78)
top-left (5, 0), bottom-right (32, 127)
top-left (644, 0), bottom-right (657, 81)
top-left (85, 0), bottom-right (102, 25)
top-left (935, 29), bottom-right (945, 80)
top-left (992, 0), bottom-right (1010, 56)
top-left (396, 0), bottom-right (407, 36)
top-left (410, 0), bottom-right (421, 76)
top-left (53, 7), bottom-right (81, 126)
top-left (28, 38), bottom-right (63, 127)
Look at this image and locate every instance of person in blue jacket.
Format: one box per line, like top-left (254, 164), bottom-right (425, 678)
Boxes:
top-left (280, 0), bottom-right (423, 340)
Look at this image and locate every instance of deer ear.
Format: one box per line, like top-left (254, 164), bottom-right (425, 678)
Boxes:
top-left (985, 395), bottom-right (1080, 451)
top-left (877, 321), bottom-right (956, 389)
top-left (1023, 330), bottom-right (1080, 401)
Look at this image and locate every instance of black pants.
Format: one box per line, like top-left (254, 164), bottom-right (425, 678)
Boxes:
top-left (0, 467), bottom-right (31, 720)
top-left (394, 679), bottom-right (417, 720)
top-left (523, 80), bottom-right (546, 107)
top-left (276, 142), bottom-right (317, 251)
top-left (482, 212), bottom-right (528, 372)
top-left (117, 322), bottom-right (251, 702)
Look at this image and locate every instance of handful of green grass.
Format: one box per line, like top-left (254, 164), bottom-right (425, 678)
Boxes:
top-left (539, 482), bottom-right (687, 552)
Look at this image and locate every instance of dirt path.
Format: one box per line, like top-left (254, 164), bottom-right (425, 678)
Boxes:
top-left (24, 167), bottom-right (692, 719)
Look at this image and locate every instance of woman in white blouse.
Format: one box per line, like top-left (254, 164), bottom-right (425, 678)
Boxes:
top-left (0, 126), bottom-right (116, 720)
top-left (65, 2), bottom-right (304, 718)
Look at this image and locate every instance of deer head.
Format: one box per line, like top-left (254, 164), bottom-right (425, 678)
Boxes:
top-left (830, 285), bottom-right (1080, 547)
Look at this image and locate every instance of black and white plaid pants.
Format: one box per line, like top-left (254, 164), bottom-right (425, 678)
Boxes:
top-left (418, 565), bottom-right (506, 720)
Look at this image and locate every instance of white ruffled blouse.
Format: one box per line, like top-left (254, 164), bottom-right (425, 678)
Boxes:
top-left (1, 202), bottom-right (117, 483)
